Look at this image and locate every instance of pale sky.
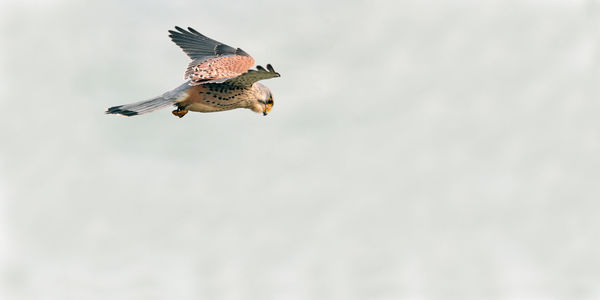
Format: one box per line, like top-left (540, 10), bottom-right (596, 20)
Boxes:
top-left (1, 0), bottom-right (599, 299)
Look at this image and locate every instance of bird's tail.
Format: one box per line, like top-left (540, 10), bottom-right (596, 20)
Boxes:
top-left (105, 81), bottom-right (190, 117)
top-left (105, 96), bottom-right (177, 116)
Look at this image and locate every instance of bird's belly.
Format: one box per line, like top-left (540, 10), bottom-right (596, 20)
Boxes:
top-left (186, 102), bottom-right (230, 112)
top-left (180, 85), bottom-right (248, 113)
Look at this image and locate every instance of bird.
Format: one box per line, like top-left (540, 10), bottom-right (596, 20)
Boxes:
top-left (106, 26), bottom-right (280, 118)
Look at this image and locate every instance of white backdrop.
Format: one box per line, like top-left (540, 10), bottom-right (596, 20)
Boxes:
top-left (1, 0), bottom-right (599, 299)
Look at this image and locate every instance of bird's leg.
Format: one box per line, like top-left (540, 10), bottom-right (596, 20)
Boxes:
top-left (172, 105), bottom-right (188, 118)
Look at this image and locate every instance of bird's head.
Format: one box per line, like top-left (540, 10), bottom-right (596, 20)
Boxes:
top-left (253, 83), bottom-right (274, 116)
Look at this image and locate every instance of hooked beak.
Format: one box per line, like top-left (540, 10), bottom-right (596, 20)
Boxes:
top-left (263, 111), bottom-right (268, 116)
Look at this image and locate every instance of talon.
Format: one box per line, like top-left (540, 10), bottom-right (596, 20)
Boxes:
top-left (172, 108), bottom-right (188, 118)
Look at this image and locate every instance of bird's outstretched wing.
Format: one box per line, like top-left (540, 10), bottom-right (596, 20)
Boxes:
top-left (168, 26), bottom-right (255, 85)
top-left (223, 64), bottom-right (281, 87)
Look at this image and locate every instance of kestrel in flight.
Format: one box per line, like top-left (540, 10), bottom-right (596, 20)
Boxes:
top-left (106, 26), bottom-right (280, 118)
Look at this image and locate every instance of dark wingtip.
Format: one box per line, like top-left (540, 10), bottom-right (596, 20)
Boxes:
top-left (106, 105), bottom-right (138, 117)
top-left (256, 65), bottom-right (266, 71)
top-left (265, 64), bottom-right (280, 77)
top-left (174, 26), bottom-right (186, 33)
top-left (187, 27), bottom-right (200, 35)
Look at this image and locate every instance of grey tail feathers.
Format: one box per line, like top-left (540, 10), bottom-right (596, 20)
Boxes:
top-left (106, 81), bottom-right (190, 117)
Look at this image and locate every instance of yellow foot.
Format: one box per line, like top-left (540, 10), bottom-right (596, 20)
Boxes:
top-left (172, 108), bottom-right (188, 118)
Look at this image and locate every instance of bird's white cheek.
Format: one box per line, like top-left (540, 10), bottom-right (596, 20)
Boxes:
top-left (250, 103), bottom-right (263, 113)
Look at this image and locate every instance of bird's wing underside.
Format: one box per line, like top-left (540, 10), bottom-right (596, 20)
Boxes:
top-left (168, 26), bottom-right (255, 85)
top-left (222, 64), bottom-right (281, 87)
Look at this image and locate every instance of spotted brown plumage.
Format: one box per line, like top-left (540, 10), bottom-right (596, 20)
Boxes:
top-left (106, 26), bottom-right (280, 118)
top-left (186, 55), bottom-right (255, 85)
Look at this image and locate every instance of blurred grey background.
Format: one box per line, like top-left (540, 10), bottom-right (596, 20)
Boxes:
top-left (1, 0), bottom-right (600, 299)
